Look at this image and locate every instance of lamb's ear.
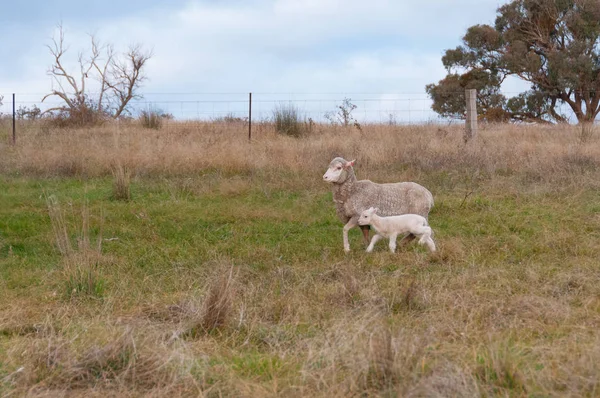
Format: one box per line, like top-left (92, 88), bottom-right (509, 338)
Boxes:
top-left (344, 159), bottom-right (356, 168)
top-left (373, 207), bottom-right (379, 214)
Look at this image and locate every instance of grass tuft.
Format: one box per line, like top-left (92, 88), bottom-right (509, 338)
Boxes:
top-left (46, 195), bottom-right (106, 299)
top-left (112, 164), bottom-right (131, 201)
top-left (186, 264), bottom-right (236, 337)
top-left (475, 341), bottom-right (528, 395)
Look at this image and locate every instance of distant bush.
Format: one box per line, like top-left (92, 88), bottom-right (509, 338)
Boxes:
top-left (44, 98), bottom-right (109, 128)
top-left (17, 105), bottom-right (42, 121)
top-left (325, 97), bottom-right (362, 131)
top-left (213, 112), bottom-right (248, 124)
top-left (139, 107), bottom-right (173, 129)
top-left (273, 103), bottom-right (305, 137)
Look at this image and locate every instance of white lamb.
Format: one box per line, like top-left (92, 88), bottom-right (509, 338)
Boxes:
top-left (358, 207), bottom-right (436, 253)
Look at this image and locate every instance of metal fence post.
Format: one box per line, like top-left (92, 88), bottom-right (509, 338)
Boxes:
top-left (465, 89), bottom-right (477, 141)
top-left (248, 92), bottom-right (252, 142)
top-left (12, 93), bottom-right (16, 145)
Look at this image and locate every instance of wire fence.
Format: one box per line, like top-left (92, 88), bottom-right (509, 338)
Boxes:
top-left (1, 91), bottom-right (591, 144)
top-left (0, 92), bottom-right (459, 125)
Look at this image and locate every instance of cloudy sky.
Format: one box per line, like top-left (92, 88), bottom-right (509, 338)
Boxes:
top-left (1, 0), bottom-right (520, 121)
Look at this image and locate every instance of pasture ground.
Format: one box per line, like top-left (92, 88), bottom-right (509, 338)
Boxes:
top-left (0, 121), bottom-right (599, 396)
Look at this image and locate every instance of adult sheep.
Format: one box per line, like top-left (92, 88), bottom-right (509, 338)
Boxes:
top-left (322, 157), bottom-right (434, 253)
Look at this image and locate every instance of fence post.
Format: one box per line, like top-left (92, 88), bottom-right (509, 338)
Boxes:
top-left (465, 89), bottom-right (477, 141)
top-left (12, 93), bottom-right (16, 145)
top-left (248, 92), bottom-right (252, 142)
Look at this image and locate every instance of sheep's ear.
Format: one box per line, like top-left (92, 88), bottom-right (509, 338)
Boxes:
top-left (344, 159), bottom-right (356, 168)
top-left (373, 207), bottom-right (379, 214)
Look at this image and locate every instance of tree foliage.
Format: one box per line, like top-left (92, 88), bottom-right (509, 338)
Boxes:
top-left (427, 0), bottom-right (600, 123)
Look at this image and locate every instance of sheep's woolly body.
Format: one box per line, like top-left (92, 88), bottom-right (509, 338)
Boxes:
top-left (333, 178), bottom-right (433, 223)
top-left (323, 157), bottom-right (434, 252)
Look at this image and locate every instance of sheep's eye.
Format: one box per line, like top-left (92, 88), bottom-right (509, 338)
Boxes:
top-left (337, 167), bottom-right (342, 170)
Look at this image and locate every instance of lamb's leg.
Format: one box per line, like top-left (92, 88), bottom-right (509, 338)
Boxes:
top-left (360, 225), bottom-right (371, 244)
top-left (417, 227), bottom-right (436, 252)
top-left (398, 233), bottom-right (416, 246)
top-left (389, 233), bottom-right (398, 253)
top-left (343, 217), bottom-right (358, 253)
top-left (366, 234), bottom-right (383, 252)
top-left (425, 237), bottom-right (436, 252)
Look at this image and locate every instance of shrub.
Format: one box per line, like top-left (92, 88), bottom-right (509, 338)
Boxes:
top-left (325, 97), bottom-right (362, 130)
top-left (273, 103), bottom-right (305, 137)
top-left (16, 105), bottom-right (42, 121)
top-left (139, 107), bottom-right (173, 129)
top-left (213, 112), bottom-right (248, 124)
top-left (43, 96), bottom-right (109, 128)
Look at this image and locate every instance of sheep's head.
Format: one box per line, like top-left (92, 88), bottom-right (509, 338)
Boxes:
top-left (323, 157), bottom-right (355, 183)
top-left (358, 207), bottom-right (378, 226)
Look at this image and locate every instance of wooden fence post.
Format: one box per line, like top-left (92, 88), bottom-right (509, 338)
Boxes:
top-left (248, 92), bottom-right (252, 142)
top-left (465, 89), bottom-right (477, 141)
top-left (12, 93), bottom-right (16, 145)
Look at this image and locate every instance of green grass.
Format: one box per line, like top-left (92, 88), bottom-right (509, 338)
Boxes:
top-left (1, 173), bottom-right (599, 396)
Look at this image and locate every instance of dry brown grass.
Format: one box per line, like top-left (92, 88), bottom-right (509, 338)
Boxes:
top-left (2, 121), bottom-right (600, 186)
top-left (8, 322), bottom-right (200, 396)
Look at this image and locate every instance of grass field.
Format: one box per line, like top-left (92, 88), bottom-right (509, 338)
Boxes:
top-left (1, 120), bottom-right (600, 396)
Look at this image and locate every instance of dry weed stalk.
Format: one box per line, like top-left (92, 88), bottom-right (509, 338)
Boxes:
top-left (46, 194), bottom-right (72, 256)
top-left (112, 163), bottom-right (131, 201)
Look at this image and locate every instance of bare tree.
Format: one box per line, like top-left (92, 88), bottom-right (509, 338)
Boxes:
top-left (106, 44), bottom-right (151, 118)
top-left (42, 24), bottom-right (152, 123)
top-left (90, 36), bottom-right (114, 113)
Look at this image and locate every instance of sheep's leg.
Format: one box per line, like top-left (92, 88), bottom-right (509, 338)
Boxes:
top-left (366, 234), bottom-right (382, 253)
top-left (343, 217), bottom-right (358, 253)
top-left (360, 225), bottom-right (371, 244)
top-left (389, 233), bottom-right (398, 253)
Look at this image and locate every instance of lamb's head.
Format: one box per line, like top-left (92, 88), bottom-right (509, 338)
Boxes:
top-left (358, 207), bottom-right (379, 226)
top-left (323, 157), bottom-right (355, 184)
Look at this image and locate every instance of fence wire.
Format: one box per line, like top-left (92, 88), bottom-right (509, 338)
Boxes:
top-left (0, 92), bottom-right (457, 125)
top-left (0, 91), bottom-right (588, 125)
